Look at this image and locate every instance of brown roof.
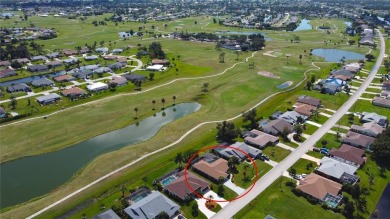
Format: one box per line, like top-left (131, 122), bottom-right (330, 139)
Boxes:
top-left (372, 97), bottom-right (390, 108)
top-left (245, 129), bottom-right (279, 147)
top-left (54, 74), bottom-right (74, 82)
top-left (164, 171), bottom-right (209, 200)
top-left (152, 59), bottom-right (170, 65)
top-left (111, 76), bottom-right (127, 85)
top-left (329, 144), bottom-right (365, 165)
top-left (103, 55), bottom-right (118, 60)
top-left (0, 61), bottom-right (11, 66)
top-left (263, 119), bottom-right (294, 135)
top-left (342, 131), bottom-right (376, 148)
top-left (293, 103), bottom-right (316, 117)
top-left (351, 122), bottom-right (384, 137)
top-left (117, 57), bottom-right (127, 63)
top-left (192, 158), bottom-right (229, 181)
top-left (61, 87), bottom-right (86, 96)
top-left (297, 173), bottom-right (342, 200)
top-left (297, 95), bottom-right (321, 107)
top-left (63, 49), bottom-right (78, 56)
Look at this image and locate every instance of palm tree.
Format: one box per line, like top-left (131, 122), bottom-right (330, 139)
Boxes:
top-left (152, 100), bottom-right (156, 110)
top-left (134, 107), bottom-right (139, 119)
top-left (121, 185), bottom-right (126, 197)
top-left (142, 176), bottom-right (148, 187)
top-left (174, 152), bottom-right (183, 169)
top-left (161, 98), bottom-right (166, 109)
top-left (172, 96), bottom-right (176, 105)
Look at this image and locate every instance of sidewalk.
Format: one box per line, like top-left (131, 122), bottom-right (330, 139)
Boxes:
top-left (223, 176), bottom-right (245, 195)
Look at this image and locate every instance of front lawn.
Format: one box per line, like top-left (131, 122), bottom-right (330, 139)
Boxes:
top-left (291, 158), bottom-right (318, 175)
top-left (262, 146), bottom-right (291, 162)
top-left (314, 133), bottom-right (342, 149)
top-left (232, 161), bottom-right (272, 189)
top-left (235, 177), bottom-right (344, 219)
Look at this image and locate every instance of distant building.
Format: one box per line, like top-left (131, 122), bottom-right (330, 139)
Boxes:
top-left (86, 82), bottom-right (109, 92)
top-left (36, 93), bottom-right (61, 105)
top-left (0, 69), bottom-right (17, 78)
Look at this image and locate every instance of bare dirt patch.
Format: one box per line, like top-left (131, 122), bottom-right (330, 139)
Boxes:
top-left (257, 71), bottom-right (280, 79)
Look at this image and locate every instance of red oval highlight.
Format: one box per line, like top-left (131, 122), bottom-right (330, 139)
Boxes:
top-left (184, 145), bottom-right (259, 202)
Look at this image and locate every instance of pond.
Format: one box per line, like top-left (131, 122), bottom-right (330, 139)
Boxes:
top-left (277, 81), bottom-right (293, 89)
top-left (311, 49), bottom-right (365, 62)
top-left (294, 19), bottom-right (312, 31)
top-left (0, 71), bottom-right (67, 87)
top-left (0, 102), bottom-right (201, 209)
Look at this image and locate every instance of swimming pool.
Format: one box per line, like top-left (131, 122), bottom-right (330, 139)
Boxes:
top-left (161, 176), bottom-right (177, 186)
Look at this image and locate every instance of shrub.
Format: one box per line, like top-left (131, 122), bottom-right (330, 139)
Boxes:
top-left (285, 181), bottom-right (296, 188)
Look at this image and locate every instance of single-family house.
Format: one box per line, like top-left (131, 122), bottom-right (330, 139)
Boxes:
top-left (94, 67), bottom-right (111, 74)
top-left (152, 59), bottom-right (170, 66)
top-left (31, 78), bottom-right (54, 87)
top-left (46, 52), bottom-right (60, 59)
top-left (350, 122), bottom-right (384, 138)
top-left (329, 144), bottom-right (366, 168)
top-left (102, 55), bottom-right (118, 60)
top-left (372, 97), bottom-right (390, 109)
top-left (87, 82), bottom-right (109, 92)
top-left (361, 112), bottom-right (388, 128)
top-left (12, 58), bottom-right (29, 64)
top-left (279, 110), bottom-right (307, 125)
top-left (382, 81), bottom-right (390, 91)
top-left (110, 76), bottom-right (128, 86)
top-left (146, 64), bottom-right (164, 71)
top-left (63, 57), bottom-right (79, 65)
top-left (96, 47), bottom-right (109, 54)
top-left (316, 157), bottom-right (359, 184)
top-left (36, 93), bottom-right (61, 105)
top-left (31, 55), bottom-right (48, 61)
top-left (261, 119), bottom-right (294, 136)
top-left (124, 191), bottom-right (180, 219)
top-left (297, 173), bottom-right (343, 207)
top-left (79, 48), bottom-right (91, 54)
top-left (84, 55), bottom-right (98, 61)
top-left (0, 107), bottom-right (6, 118)
top-left (94, 209), bottom-right (120, 219)
top-left (81, 64), bottom-right (101, 71)
top-left (330, 69), bottom-right (355, 81)
top-left (53, 74), bottom-right (74, 82)
top-left (214, 142), bottom-right (262, 161)
top-left (244, 129), bottom-right (279, 149)
top-left (61, 87), bottom-right (86, 99)
top-left (296, 95), bottom-right (321, 107)
top-left (123, 74), bottom-right (147, 82)
top-left (343, 63), bottom-right (361, 73)
top-left (63, 49), bottom-right (78, 56)
top-left (107, 62), bottom-right (126, 70)
top-left (72, 69), bottom-right (93, 79)
top-left (0, 61), bottom-right (11, 67)
top-left (191, 153), bottom-right (229, 183)
top-left (0, 69), bottom-right (17, 78)
top-left (27, 64), bottom-right (49, 72)
top-left (46, 60), bottom-right (62, 68)
top-left (111, 48), bottom-right (123, 54)
top-left (342, 131), bottom-right (376, 150)
top-left (269, 111), bottom-right (284, 120)
top-left (6, 83), bottom-right (31, 92)
top-left (163, 171), bottom-right (209, 201)
top-left (293, 103), bottom-right (317, 117)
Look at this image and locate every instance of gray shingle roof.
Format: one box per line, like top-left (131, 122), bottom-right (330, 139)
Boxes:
top-left (317, 157), bottom-right (358, 179)
top-left (31, 78), bottom-right (54, 87)
top-left (124, 191), bottom-right (179, 219)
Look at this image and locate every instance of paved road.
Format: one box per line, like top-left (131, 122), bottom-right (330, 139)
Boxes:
top-left (211, 30), bottom-right (385, 219)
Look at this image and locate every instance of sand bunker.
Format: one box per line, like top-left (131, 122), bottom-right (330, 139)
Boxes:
top-left (257, 71), bottom-right (280, 79)
top-left (263, 50), bottom-right (277, 57)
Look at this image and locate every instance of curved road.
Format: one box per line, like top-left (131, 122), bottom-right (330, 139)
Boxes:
top-left (212, 29), bottom-right (385, 219)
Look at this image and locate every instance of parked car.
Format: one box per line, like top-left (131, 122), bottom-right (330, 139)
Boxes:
top-left (301, 173), bottom-right (307, 178)
top-left (260, 155), bottom-right (270, 161)
top-left (293, 174), bottom-right (302, 180)
top-left (313, 147), bottom-right (320, 152)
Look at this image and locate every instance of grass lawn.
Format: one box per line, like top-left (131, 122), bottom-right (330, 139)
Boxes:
top-left (306, 150), bottom-right (325, 159)
top-left (234, 176), bottom-right (344, 219)
top-left (262, 146), bottom-right (291, 162)
top-left (181, 200), bottom-right (207, 219)
top-left (314, 133), bottom-right (342, 149)
top-left (291, 159), bottom-right (318, 175)
top-left (0, 16), bottom-right (376, 218)
top-left (232, 161), bottom-right (272, 189)
top-left (304, 123), bottom-right (318, 135)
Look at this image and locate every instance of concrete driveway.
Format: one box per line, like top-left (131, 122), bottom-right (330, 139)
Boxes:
top-left (223, 177), bottom-right (245, 195)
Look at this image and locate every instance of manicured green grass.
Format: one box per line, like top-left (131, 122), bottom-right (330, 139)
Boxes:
top-left (234, 177), bottom-right (344, 219)
top-left (291, 159), bottom-right (318, 175)
top-left (232, 161), bottom-right (272, 189)
top-left (181, 200), bottom-right (207, 219)
top-left (262, 146), bottom-right (291, 162)
top-left (306, 150), bottom-right (325, 159)
top-left (314, 133), bottom-right (342, 149)
top-left (304, 123), bottom-right (318, 135)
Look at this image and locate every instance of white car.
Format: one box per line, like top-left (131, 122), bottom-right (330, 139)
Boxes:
top-left (301, 174), bottom-right (307, 178)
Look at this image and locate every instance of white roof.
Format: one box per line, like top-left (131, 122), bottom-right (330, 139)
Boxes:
top-left (87, 82), bottom-right (108, 91)
top-left (146, 64), bottom-right (164, 70)
top-left (318, 157), bottom-right (357, 179)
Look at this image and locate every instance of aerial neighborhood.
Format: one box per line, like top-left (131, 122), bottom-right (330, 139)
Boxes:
top-left (0, 0), bottom-right (390, 219)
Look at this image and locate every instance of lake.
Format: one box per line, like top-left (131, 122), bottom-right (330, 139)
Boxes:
top-left (0, 102), bottom-right (201, 208)
top-left (294, 19), bottom-right (312, 31)
top-left (311, 49), bottom-right (365, 62)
